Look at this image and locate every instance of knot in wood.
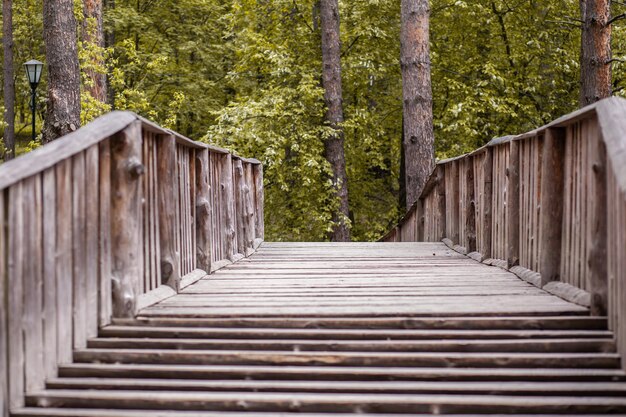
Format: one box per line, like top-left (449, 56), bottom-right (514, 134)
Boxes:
top-left (127, 158), bottom-right (145, 178)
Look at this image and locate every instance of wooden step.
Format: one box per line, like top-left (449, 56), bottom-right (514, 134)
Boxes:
top-left (86, 337), bottom-right (616, 353)
top-left (113, 316), bottom-right (608, 330)
top-left (45, 378), bottom-right (626, 396)
top-left (73, 349), bottom-right (622, 369)
top-left (14, 408), bottom-right (617, 417)
top-left (58, 363), bottom-right (626, 382)
top-left (25, 390), bottom-right (626, 414)
top-left (99, 326), bottom-right (612, 340)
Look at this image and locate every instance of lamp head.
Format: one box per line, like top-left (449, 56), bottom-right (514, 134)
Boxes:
top-left (24, 60), bottom-right (44, 89)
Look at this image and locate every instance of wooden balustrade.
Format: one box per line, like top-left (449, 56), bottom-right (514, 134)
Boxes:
top-left (0, 111), bottom-right (264, 412)
top-left (383, 97), bottom-right (626, 370)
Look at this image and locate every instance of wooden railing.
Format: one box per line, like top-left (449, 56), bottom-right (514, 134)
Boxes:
top-left (0, 111), bottom-right (263, 411)
top-left (383, 96), bottom-right (626, 370)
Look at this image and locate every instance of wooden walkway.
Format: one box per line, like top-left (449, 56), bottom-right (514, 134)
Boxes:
top-left (16, 243), bottom-right (626, 416)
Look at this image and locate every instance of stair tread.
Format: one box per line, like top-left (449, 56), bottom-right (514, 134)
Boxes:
top-left (46, 377), bottom-right (626, 395)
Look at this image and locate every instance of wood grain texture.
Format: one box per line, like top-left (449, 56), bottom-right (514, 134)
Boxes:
top-left (8, 182), bottom-right (24, 408)
top-left (0, 189), bottom-right (6, 416)
top-left (539, 128), bottom-right (565, 285)
top-left (156, 134), bottom-right (181, 291)
top-left (220, 154), bottom-right (236, 260)
top-left (253, 164), bottom-right (264, 241)
top-left (55, 159), bottom-right (73, 365)
top-left (72, 152), bottom-right (87, 348)
top-left (85, 145), bottom-right (100, 338)
top-left (110, 121), bottom-right (144, 318)
top-left (195, 149), bottom-right (212, 272)
top-left (98, 140), bottom-right (112, 326)
top-left (22, 176), bottom-right (44, 392)
top-left (42, 169), bottom-right (57, 380)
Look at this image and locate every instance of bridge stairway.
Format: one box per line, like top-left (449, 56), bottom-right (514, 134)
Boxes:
top-left (13, 242), bottom-right (626, 416)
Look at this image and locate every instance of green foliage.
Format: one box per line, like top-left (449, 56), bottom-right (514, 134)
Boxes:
top-left (430, 0), bottom-right (581, 158)
top-left (3, 0), bottom-right (626, 239)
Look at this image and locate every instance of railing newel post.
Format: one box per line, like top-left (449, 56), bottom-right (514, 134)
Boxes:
top-left (195, 149), bottom-right (212, 272)
top-left (110, 120), bottom-right (144, 318)
top-left (507, 140), bottom-right (520, 269)
top-left (156, 134), bottom-right (181, 291)
top-left (538, 128), bottom-right (566, 286)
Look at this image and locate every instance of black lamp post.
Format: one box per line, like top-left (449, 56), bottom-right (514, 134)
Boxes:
top-left (24, 60), bottom-right (44, 142)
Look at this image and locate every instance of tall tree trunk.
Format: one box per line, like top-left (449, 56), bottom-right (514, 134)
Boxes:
top-left (400, 0), bottom-right (435, 210)
top-left (83, 0), bottom-right (107, 103)
top-left (320, 0), bottom-right (350, 242)
top-left (3, 0), bottom-right (15, 159)
top-left (579, 0), bottom-right (612, 107)
top-left (104, 0), bottom-right (115, 108)
top-left (42, 0), bottom-right (81, 143)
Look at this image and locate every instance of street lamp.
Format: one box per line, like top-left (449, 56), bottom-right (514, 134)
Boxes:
top-left (24, 60), bottom-right (44, 142)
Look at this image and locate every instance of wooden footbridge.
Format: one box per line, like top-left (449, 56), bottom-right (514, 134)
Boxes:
top-left (2, 98), bottom-right (626, 416)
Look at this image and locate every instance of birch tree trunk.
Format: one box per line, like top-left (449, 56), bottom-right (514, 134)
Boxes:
top-left (42, 0), bottom-right (81, 143)
top-left (3, 0), bottom-right (15, 159)
top-left (400, 0), bottom-right (435, 209)
top-left (579, 0), bottom-right (612, 107)
top-left (320, 0), bottom-right (350, 242)
top-left (83, 0), bottom-right (107, 103)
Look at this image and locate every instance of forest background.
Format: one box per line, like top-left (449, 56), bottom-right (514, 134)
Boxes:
top-left (2, 0), bottom-right (625, 241)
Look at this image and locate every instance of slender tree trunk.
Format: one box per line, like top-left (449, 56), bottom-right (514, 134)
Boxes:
top-left (83, 0), bottom-right (107, 103)
top-left (579, 0), bottom-right (612, 107)
top-left (42, 0), bottom-right (81, 143)
top-left (320, 0), bottom-right (350, 242)
top-left (104, 0), bottom-right (115, 108)
top-left (3, 0), bottom-right (15, 159)
top-left (400, 0), bottom-right (435, 210)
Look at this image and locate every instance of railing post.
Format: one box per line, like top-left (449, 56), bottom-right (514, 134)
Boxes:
top-left (220, 154), bottom-right (236, 260)
top-left (253, 163), bottom-right (264, 243)
top-left (110, 121), bottom-right (144, 318)
top-left (156, 134), bottom-right (181, 291)
top-left (416, 199), bottom-right (424, 241)
top-left (436, 165), bottom-right (446, 240)
top-left (195, 149), bottom-right (212, 272)
top-left (538, 128), bottom-right (566, 286)
top-left (589, 138), bottom-right (608, 315)
top-left (465, 158), bottom-right (477, 253)
top-left (482, 148), bottom-right (493, 259)
top-left (0, 189), bottom-right (7, 415)
top-left (244, 163), bottom-right (256, 254)
top-left (234, 159), bottom-right (246, 256)
top-left (507, 140), bottom-right (520, 268)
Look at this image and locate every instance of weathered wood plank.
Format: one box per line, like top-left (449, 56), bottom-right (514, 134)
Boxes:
top-left (110, 121), bottom-right (144, 318)
top-left (195, 149), bottom-right (211, 272)
top-left (588, 132), bottom-right (608, 315)
top-left (507, 140), bottom-right (520, 268)
top-left (0, 189), bottom-right (7, 416)
top-left (85, 145), bottom-right (100, 338)
top-left (220, 154), bottom-right (236, 260)
top-left (0, 112), bottom-right (136, 190)
top-left (72, 152), bottom-right (87, 349)
top-left (98, 140), bottom-right (113, 326)
top-left (539, 128), bottom-right (566, 285)
top-left (156, 134), bottom-right (181, 291)
top-left (23, 176), bottom-right (44, 392)
top-left (42, 169), bottom-right (57, 380)
top-left (253, 164), bottom-right (264, 241)
top-left (55, 159), bottom-right (73, 365)
top-left (8, 182), bottom-right (25, 408)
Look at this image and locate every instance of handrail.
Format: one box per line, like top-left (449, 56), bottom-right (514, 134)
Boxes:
top-left (0, 111), bottom-right (264, 411)
top-left (382, 96), bottom-right (626, 371)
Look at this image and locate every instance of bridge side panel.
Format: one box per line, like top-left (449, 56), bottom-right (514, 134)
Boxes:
top-left (491, 144), bottom-right (510, 263)
top-left (608, 157), bottom-right (626, 369)
top-left (0, 190), bottom-right (6, 416)
top-left (560, 117), bottom-right (600, 293)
